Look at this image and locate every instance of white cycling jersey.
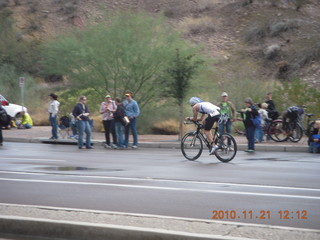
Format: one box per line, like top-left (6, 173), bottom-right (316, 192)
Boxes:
top-left (199, 102), bottom-right (220, 117)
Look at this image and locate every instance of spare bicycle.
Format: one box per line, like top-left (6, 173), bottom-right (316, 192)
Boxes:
top-left (181, 115), bottom-right (237, 162)
top-left (267, 109), bottom-right (318, 142)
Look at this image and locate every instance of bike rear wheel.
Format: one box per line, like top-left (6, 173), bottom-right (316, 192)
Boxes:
top-left (288, 122), bottom-right (303, 142)
top-left (267, 120), bottom-right (288, 142)
top-left (215, 133), bottom-right (237, 162)
top-left (181, 132), bottom-right (203, 161)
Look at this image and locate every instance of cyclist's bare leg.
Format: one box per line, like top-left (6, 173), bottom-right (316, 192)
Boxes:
top-left (204, 130), bottom-right (213, 146)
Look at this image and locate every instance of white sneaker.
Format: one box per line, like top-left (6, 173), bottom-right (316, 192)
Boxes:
top-left (111, 144), bottom-right (118, 149)
top-left (209, 145), bottom-right (217, 155)
top-left (104, 144), bottom-right (111, 149)
top-left (131, 145), bottom-right (138, 149)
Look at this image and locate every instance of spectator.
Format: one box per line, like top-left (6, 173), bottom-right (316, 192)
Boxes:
top-left (265, 92), bottom-right (275, 111)
top-left (0, 105), bottom-right (6, 146)
top-left (123, 91), bottom-right (140, 149)
top-left (308, 120), bottom-right (320, 153)
top-left (240, 98), bottom-right (259, 153)
top-left (217, 92), bottom-right (236, 137)
top-left (100, 95), bottom-right (117, 149)
top-left (48, 93), bottom-right (60, 140)
top-left (265, 92), bottom-right (279, 120)
top-left (17, 111), bottom-right (33, 129)
top-left (72, 96), bottom-right (93, 149)
top-left (255, 103), bottom-right (269, 143)
top-left (113, 97), bottom-right (126, 148)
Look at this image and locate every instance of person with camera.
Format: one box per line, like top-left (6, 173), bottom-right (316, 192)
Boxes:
top-left (73, 96), bottom-right (93, 149)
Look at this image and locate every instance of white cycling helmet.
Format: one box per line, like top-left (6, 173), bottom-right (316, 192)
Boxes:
top-left (189, 97), bottom-right (203, 106)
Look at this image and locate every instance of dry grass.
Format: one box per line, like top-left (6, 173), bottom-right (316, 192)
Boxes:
top-left (181, 16), bottom-right (216, 36)
top-left (151, 119), bottom-right (179, 135)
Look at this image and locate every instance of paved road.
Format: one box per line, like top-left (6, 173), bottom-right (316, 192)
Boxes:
top-left (0, 142), bottom-right (319, 230)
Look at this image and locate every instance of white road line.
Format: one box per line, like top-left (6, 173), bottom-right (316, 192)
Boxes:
top-left (0, 170), bottom-right (319, 192)
top-left (0, 177), bottom-right (319, 200)
top-left (0, 157), bottom-right (65, 162)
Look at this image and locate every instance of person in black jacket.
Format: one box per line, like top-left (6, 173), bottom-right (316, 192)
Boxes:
top-left (240, 97), bottom-right (259, 153)
top-left (72, 96), bottom-right (93, 149)
top-left (113, 97), bottom-right (126, 148)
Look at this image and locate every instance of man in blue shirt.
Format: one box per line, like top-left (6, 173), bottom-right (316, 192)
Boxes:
top-left (123, 91), bottom-right (140, 149)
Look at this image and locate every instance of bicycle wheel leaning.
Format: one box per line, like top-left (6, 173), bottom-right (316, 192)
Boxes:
top-left (267, 120), bottom-right (288, 142)
top-left (288, 122), bottom-right (303, 143)
top-left (215, 133), bottom-right (237, 162)
top-left (181, 131), bottom-right (203, 161)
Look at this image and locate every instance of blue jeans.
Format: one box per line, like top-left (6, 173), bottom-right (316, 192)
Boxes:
top-left (115, 121), bottom-right (125, 147)
top-left (218, 119), bottom-right (232, 136)
top-left (49, 114), bottom-right (58, 139)
top-left (124, 117), bottom-right (138, 147)
top-left (308, 142), bottom-right (320, 153)
top-left (245, 126), bottom-right (256, 150)
top-left (255, 126), bottom-right (263, 142)
top-left (77, 120), bottom-right (91, 148)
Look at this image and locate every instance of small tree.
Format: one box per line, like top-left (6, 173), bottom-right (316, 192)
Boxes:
top-left (41, 11), bottom-right (190, 109)
top-left (165, 49), bottom-right (203, 140)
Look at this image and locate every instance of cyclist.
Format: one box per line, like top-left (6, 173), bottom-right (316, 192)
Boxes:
top-left (186, 97), bottom-right (221, 155)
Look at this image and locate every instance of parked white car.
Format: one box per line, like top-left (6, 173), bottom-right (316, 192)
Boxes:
top-left (0, 95), bottom-right (27, 119)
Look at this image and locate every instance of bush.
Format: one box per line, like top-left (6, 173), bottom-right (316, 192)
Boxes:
top-left (264, 44), bottom-right (281, 60)
top-left (195, 0), bottom-right (216, 13)
top-left (182, 16), bottom-right (215, 36)
top-left (0, 0), bottom-right (9, 10)
top-left (273, 78), bottom-right (320, 116)
top-left (296, 42), bottom-right (320, 68)
top-left (270, 20), bottom-right (299, 37)
top-left (245, 20), bottom-right (299, 43)
top-left (151, 119), bottom-right (179, 135)
top-left (245, 23), bottom-right (269, 43)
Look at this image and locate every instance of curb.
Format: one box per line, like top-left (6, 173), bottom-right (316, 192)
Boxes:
top-left (0, 216), bottom-right (254, 240)
top-left (4, 137), bottom-right (308, 152)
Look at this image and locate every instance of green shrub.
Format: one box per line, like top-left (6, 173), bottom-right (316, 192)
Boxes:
top-left (273, 78), bottom-right (320, 116)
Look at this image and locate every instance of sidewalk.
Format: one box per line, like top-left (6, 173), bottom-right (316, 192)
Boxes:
top-left (2, 126), bottom-right (309, 152)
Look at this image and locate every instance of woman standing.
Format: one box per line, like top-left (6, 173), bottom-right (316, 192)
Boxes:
top-left (99, 95), bottom-right (117, 149)
top-left (241, 97), bottom-right (259, 153)
top-left (48, 93), bottom-right (60, 140)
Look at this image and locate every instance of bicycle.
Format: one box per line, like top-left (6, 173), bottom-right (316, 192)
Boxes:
top-left (267, 109), bottom-right (318, 143)
top-left (181, 115), bottom-right (237, 162)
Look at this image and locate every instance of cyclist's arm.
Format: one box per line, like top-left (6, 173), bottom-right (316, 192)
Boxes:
top-left (192, 105), bottom-right (199, 121)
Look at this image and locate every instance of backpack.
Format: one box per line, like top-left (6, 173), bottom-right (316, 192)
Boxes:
top-left (0, 107), bottom-right (8, 125)
top-left (251, 115), bottom-right (261, 128)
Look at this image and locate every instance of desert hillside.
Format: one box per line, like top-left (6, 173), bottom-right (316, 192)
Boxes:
top-left (3, 0), bottom-right (319, 86)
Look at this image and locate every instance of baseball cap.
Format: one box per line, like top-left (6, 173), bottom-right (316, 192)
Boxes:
top-left (105, 95), bottom-right (111, 98)
top-left (221, 92), bottom-right (228, 97)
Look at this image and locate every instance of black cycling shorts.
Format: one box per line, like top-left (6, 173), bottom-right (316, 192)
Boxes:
top-left (204, 114), bottom-right (221, 130)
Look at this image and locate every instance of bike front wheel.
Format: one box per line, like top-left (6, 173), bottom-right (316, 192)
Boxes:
top-left (288, 123), bottom-right (303, 142)
top-left (215, 133), bottom-right (237, 162)
top-left (181, 132), bottom-right (203, 161)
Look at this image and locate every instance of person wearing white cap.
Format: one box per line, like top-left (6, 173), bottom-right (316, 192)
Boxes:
top-left (217, 92), bottom-right (236, 137)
